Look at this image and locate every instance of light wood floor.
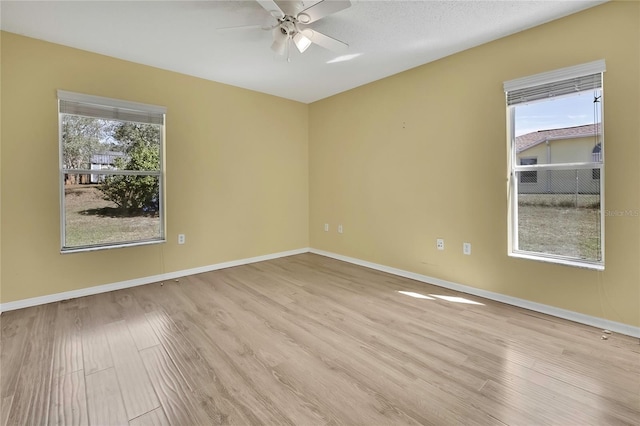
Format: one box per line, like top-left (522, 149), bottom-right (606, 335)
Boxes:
top-left (1, 253), bottom-right (639, 425)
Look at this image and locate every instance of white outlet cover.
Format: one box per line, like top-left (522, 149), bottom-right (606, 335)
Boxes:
top-left (463, 242), bottom-right (471, 255)
top-left (436, 239), bottom-right (444, 250)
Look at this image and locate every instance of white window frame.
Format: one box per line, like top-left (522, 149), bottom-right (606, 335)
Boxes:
top-left (504, 60), bottom-right (605, 270)
top-left (58, 90), bottom-right (167, 253)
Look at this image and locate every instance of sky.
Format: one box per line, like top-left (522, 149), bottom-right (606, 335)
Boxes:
top-left (515, 90), bottom-right (602, 137)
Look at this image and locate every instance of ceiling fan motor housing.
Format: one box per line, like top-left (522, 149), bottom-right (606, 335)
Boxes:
top-left (278, 16), bottom-right (298, 36)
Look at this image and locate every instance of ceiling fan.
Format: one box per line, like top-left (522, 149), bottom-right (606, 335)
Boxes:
top-left (221, 0), bottom-right (351, 59)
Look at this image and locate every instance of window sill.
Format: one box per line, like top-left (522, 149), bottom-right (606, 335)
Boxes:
top-left (509, 251), bottom-right (604, 271)
top-left (61, 238), bottom-right (165, 254)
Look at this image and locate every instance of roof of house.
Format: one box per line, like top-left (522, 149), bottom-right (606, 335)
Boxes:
top-left (516, 123), bottom-right (601, 153)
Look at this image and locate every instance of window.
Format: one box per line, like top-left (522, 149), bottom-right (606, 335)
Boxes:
top-left (519, 158), bottom-right (538, 183)
top-left (504, 60), bottom-right (605, 269)
top-left (58, 90), bottom-right (166, 252)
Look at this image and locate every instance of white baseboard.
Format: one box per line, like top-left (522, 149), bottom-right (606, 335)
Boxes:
top-left (0, 248), bottom-right (310, 314)
top-left (309, 248), bottom-right (640, 338)
top-left (3, 246), bottom-right (638, 338)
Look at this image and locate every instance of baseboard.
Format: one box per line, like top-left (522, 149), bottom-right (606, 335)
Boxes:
top-left (309, 248), bottom-right (640, 338)
top-left (0, 247), bottom-right (310, 314)
top-left (4, 246), bottom-right (637, 338)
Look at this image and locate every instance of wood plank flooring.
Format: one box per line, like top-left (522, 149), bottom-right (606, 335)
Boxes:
top-left (1, 253), bottom-right (639, 425)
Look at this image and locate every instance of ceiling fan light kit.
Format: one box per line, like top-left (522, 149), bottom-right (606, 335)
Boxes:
top-left (293, 32), bottom-right (312, 53)
top-left (225, 0), bottom-right (351, 59)
top-left (271, 27), bottom-right (288, 55)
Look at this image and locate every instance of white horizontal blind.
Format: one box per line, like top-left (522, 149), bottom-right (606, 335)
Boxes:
top-left (58, 90), bottom-right (165, 125)
top-left (504, 59), bottom-right (605, 106)
top-left (506, 73), bottom-right (601, 106)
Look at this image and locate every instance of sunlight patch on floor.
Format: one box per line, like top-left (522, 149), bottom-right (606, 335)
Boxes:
top-left (398, 291), bottom-right (484, 305)
top-left (398, 291), bottom-right (435, 300)
top-left (430, 294), bottom-right (484, 305)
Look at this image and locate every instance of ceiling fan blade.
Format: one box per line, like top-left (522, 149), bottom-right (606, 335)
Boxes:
top-left (273, 0), bottom-right (303, 17)
top-left (256, 0), bottom-right (285, 18)
top-left (301, 29), bottom-right (349, 52)
top-left (297, 0), bottom-right (351, 24)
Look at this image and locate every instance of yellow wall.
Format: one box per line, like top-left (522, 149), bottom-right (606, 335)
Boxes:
top-left (2, 2), bottom-right (639, 329)
top-left (0, 32), bottom-right (309, 303)
top-left (0, 31), bottom-right (3, 303)
top-left (309, 2), bottom-right (640, 327)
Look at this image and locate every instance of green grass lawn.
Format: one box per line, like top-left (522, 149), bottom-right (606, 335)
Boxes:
top-left (64, 184), bottom-right (160, 248)
top-left (65, 185), bottom-right (600, 259)
top-left (517, 204), bottom-right (601, 261)
top-left (518, 193), bottom-right (600, 208)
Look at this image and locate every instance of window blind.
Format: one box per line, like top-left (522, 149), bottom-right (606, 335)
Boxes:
top-left (504, 59), bottom-right (605, 106)
top-left (58, 90), bottom-right (165, 125)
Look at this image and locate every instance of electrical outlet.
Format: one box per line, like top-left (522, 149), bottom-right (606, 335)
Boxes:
top-left (324, 223), bottom-right (329, 232)
top-left (463, 242), bottom-right (471, 255)
top-left (178, 234), bottom-right (186, 245)
top-left (437, 238), bottom-right (444, 250)
top-left (338, 224), bottom-right (343, 234)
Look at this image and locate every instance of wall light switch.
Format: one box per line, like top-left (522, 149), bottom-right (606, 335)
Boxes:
top-left (338, 224), bottom-right (343, 234)
top-left (324, 223), bottom-right (329, 232)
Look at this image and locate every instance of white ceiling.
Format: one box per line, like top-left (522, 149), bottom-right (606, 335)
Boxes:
top-left (1, 0), bottom-right (605, 103)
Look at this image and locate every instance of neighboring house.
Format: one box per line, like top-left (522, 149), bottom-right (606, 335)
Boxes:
top-left (90, 151), bottom-right (125, 183)
top-left (516, 124), bottom-right (601, 194)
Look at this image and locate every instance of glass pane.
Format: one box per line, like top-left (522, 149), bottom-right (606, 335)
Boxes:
top-left (61, 115), bottom-right (160, 174)
top-left (514, 89), bottom-right (602, 165)
top-left (64, 176), bottom-right (161, 249)
top-left (516, 168), bottom-right (601, 262)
